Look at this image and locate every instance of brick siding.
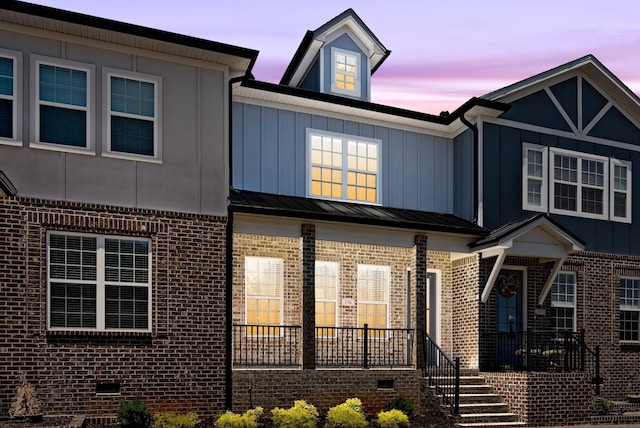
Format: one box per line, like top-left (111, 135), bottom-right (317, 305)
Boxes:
top-left (0, 197), bottom-right (228, 417)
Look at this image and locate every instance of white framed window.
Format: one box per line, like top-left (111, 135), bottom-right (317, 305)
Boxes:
top-left (103, 68), bottom-right (162, 161)
top-left (307, 129), bottom-right (380, 204)
top-left (315, 261), bottom-right (338, 337)
top-left (522, 143), bottom-right (548, 211)
top-left (357, 265), bottom-right (389, 336)
top-left (0, 48), bottom-right (21, 144)
top-left (32, 55), bottom-right (93, 152)
top-left (245, 256), bottom-right (283, 336)
top-left (620, 277), bottom-right (640, 342)
top-left (550, 272), bottom-right (576, 331)
top-left (47, 232), bottom-right (152, 332)
top-left (611, 159), bottom-right (632, 222)
top-left (331, 47), bottom-right (361, 98)
top-left (522, 144), bottom-right (631, 222)
top-left (551, 149), bottom-right (608, 219)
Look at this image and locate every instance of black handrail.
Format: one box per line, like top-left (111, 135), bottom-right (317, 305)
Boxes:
top-left (316, 324), bottom-right (414, 368)
top-left (480, 329), bottom-right (601, 395)
top-left (422, 331), bottom-right (460, 416)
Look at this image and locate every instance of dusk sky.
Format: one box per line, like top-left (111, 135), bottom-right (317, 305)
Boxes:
top-left (28, 0), bottom-right (640, 115)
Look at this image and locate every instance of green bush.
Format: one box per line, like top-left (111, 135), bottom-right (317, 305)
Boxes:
top-left (376, 409), bottom-right (410, 428)
top-left (118, 399), bottom-right (153, 428)
top-left (152, 412), bottom-right (201, 428)
top-left (325, 398), bottom-right (368, 428)
top-left (214, 407), bottom-right (263, 428)
top-left (271, 400), bottom-right (319, 428)
top-left (383, 397), bottom-right (414, 418)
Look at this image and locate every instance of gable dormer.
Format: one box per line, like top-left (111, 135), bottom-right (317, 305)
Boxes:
top-left (279, 9), bottom-right (389, 102)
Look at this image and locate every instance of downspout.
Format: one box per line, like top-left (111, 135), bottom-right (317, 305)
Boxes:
top-left (459, 113), bottom-right (479, 224)
top-left (225, 75), bottom-right (244, 411)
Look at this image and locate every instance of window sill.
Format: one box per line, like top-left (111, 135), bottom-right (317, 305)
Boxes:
top-left (620, 340), bottom-right (640, 351)
top-left (47, 330), bottom-right (153, 339)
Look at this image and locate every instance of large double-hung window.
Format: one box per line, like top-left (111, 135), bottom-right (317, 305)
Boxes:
top-left (0, 49), bottom-right (19, 141)
top-left (308, 129), bottom-right (380, 204)
top-left (245, 257), bottom-right (283, 335)
top-left (357, 265), bottom-right (389, 337)
top-left (47, 233), bottom-right (152, 332)
top-left (522, 143), bottom-right (631, 222)
top-left (105, 69), bottom-right (161, 159)
top-left (35, 57), bottom-right (92, 149)
top-left (315, 261), bottom-right (338, 337)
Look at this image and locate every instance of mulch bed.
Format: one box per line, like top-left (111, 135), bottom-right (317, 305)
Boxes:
top-left (0, 416), bottom-right (73, 428)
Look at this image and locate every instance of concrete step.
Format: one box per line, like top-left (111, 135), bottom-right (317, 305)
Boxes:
top-left (458, 403), bottom-right (511, 414)
top-left (459, 393), bottom-right (503, 404)
top-left (457, 412), bottom-right (521, 424)
top-left (457, 421), bottom-right (526, 428)
top-left (437, 384), bottom-right (494, 395)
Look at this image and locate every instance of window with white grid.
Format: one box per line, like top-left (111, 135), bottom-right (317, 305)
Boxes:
top-left (550, 272), bottom-right (576, 331)
top-left (620, 277), bottom-right (640, 341)
top-left (47, 232), bottom-right (151, 332)
top-left (315, 261), bottom-right (338, 337)
top-left (331, 47), bottom-right (361, 97)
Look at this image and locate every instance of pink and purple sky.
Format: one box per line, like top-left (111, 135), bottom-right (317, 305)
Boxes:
top-left (28, 0), bottom-right (640, 115)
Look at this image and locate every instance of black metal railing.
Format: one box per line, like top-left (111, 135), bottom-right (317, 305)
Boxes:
top-left (422, 332), bottom-right (460, 416)
top-left (480, 329), bottom-right (602, 394)
top-left (315, 324), bottom-right (414, 368)
top-left (232, 324), bottom-right (301, 368)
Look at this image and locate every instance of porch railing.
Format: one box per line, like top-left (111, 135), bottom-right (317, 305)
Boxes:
top-left (480, 329), bottom-right (601, 394)
top-left (232, 324), bottom-right (413, 369)
top-left (422, 332), bottom-right (460, 416)
top-left (232, 324), bottom-right (301, 368)
top-left (316, 325), bottom-right (414, 368)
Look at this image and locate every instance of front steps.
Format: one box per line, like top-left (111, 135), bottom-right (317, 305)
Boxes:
top-left (430, 371), bottom-right (525, 428)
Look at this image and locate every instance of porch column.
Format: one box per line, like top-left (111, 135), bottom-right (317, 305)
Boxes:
top-left (301, 223), bottom-right (316, 370)
top-left (414, 234), bottom-right (428, 369)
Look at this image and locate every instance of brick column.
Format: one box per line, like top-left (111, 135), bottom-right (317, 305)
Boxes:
top-left (301, 224), bottom-right (316, 370)
top-left (414, 234), bottom-right (428, 369)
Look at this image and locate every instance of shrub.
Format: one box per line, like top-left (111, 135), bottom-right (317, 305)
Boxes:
top-left (119, 399), bottom-right (153, 428)
top-left (9, 372), bottom-right (42, 418)
top-left (325, 398), bottom-right (367, 428)
top-left (152, 412), bottom-right (201, 428)
top-left (271, 400), bottom-right (319, 428)
top-left (383, 397), bottom-right (414, 418)
top-left (214, 407), bottom-right (264, 428)
top-left (376, 409), bottom-right (410, 428)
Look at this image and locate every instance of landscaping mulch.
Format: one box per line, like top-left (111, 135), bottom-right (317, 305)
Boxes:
top-left (0, 416), bottom-right (73, 428)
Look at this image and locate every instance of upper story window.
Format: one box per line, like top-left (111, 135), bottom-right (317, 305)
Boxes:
top-left (33, 56), bottom-right (93, 150)
top-left (307, 129), bottom-right (380, 204)
top-left (522, 143), bottom-right (631, 223)
top-left (245, 256), bottom-right (283, 336)
top-left (620, 277), bottom-right (640, 342)
top-left (47, 232), bottom-right (151, 332)
top-left (550, 272), bottom-right (576, 331)
top-left (331, 47), bottom-right (361, 98)
top-left (0, 49), bottom-right (20, 142)
top-left (104, 69), bottom-right (161, 160)
top-left (357, 264), bottom-right (389, 336)
top-left (315, 261), bottom-right (338, 337)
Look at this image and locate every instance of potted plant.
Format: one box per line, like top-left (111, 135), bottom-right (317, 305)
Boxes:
top-left (9, 372), bottom-right (43, 422)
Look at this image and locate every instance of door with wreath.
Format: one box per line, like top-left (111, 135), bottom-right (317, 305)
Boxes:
top-left (494, 269), bottom-right (524, 369)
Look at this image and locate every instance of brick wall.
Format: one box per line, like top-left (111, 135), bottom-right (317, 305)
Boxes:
top-left (0, 197), bottom-right (228, 417)
top-left (482, 371), bottom-right (592, 426)
top-left (232, 369), bottom-right (422, 416)
top-left (452, 255), bottom-right (479, 368)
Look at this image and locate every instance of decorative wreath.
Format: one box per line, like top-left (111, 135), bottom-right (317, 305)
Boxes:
top-left (498, 274), bottom-right (519, 299)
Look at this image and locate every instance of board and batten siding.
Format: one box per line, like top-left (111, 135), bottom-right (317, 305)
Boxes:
top-left (0, 29), bottom-right (229, 216)
top-left (232, 102), bottom-right (454, 213)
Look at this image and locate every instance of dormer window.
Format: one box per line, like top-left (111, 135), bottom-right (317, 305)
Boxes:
top-left (331, 47), bottom-right (360, 98)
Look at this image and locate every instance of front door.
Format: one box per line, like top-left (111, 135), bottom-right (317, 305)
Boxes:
top-left (495, 269), bottom-right (524, 368)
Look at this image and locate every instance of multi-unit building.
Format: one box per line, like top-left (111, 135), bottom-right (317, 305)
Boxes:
top-left (2, 2), bottom-right (640, 426)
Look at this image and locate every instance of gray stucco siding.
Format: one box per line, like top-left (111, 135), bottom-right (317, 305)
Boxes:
top-left (232, 102), bottom-right (454, 213)
top-left (0, 29), bottom-right (231, 216)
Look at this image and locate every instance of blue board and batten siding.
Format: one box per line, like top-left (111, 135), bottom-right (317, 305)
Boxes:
top-left (232, 102), bottom-right (454, 213)
top-left (453, 129), bottom-right (475, 221)
top-left (481, 77), bottom-right (640, 255)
